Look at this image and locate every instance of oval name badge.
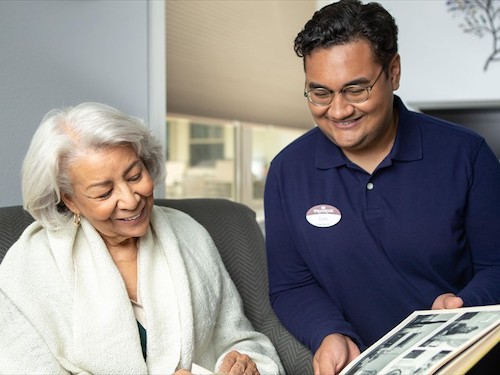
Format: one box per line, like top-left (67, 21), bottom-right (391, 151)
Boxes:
top-left (306, 204), bottom-right (341, 228)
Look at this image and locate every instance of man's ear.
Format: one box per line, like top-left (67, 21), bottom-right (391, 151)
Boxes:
top-left (389, 53), bottom-right (401, 91)
top-left (61, 193), bottom-right (78, 214)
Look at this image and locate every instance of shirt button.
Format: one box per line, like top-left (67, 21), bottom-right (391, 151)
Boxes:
top-left (367, 182), bottom-right (374, 190)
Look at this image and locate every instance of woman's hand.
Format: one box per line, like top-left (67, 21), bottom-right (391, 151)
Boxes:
top-left (313, 333), bottom-right (360, 375)
top-left (218, 350), bottom-right (260, 375)
top-left (432, 293), bottom-right (464, 310)
top-left (174, 369), bottom-right (192, 375)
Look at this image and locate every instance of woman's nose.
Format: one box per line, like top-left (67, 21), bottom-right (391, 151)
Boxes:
top-left (117, 185), bottom-right (140, 209)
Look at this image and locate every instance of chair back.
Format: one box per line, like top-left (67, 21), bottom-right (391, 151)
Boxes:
top-left (0, 198), bottom-right (313, 375)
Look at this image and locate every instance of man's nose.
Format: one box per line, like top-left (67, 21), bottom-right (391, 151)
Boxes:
top-left (327, 94), bottom-right (355, 120)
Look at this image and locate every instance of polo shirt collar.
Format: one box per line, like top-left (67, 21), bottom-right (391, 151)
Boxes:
top-left (390, 96), bottom-right (423, 162)
top-left (315, 128), bottom-right (346, 169)
top-left (315, 95), bottom-right (422, 169)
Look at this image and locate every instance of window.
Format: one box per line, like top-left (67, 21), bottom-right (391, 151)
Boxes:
top-left (165, 115), bottom-right (305, 221)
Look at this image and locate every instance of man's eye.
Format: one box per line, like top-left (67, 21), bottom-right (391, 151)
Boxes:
top-left (344, 86), bottom-right (366, 95)
top-left (312, 89), bottom-right (331, 98)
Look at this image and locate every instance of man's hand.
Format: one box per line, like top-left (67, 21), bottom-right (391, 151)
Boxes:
top-left (218, 350), bottom-right (260, 375)
top-left (313, 333), bottom-right (360, 375)
top-left (432, 293), bottom-right (464, 310)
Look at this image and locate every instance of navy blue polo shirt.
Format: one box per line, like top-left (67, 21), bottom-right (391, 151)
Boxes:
top-left (264, 96), bottom-right (500, 352)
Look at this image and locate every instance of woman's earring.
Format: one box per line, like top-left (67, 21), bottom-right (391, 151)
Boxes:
top-left (74, 213), bottom-right (81, 226)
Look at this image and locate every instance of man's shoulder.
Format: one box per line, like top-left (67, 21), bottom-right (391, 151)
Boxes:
top-left (272, 127), bottom-right (322, 162)
top-left (397, 96), bottom-right (484, 146)
top-left (409, 109), bottom-right (484, 143)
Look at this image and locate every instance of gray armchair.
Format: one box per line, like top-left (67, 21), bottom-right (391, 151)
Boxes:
top-left (0, 198), bottom-right (313, 375)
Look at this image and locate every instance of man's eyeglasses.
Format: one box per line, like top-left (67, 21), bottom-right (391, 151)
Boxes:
top-left (304, 68), bottom-right (385, 106)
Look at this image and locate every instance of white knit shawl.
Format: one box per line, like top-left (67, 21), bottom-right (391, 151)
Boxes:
top-left (0, 206), bottom-right (283, 374)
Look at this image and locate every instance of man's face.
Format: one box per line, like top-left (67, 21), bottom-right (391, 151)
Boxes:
top-left (304, 39), bottom-right (401, 160)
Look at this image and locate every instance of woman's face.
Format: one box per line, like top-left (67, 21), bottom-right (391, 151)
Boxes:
top-left (62, 145), bottom-right (155, 248)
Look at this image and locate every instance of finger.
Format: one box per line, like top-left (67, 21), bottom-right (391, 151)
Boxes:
top-left (228, 360), bottom-right (245, 375)
top-left (313, 358), bottom-right (321, 375)
top-left (219, 352), bottom-right (238, 373)
top-left (444, 296), bottom-right (464, 309)
top-left (432, 293), bottom-right (454, 310)
top-left (228, 355), bottom-right (251, 375)
top-left (242, 360), bottom-right (259, 375)
top-left (318, 357), bottom-right (337, 375)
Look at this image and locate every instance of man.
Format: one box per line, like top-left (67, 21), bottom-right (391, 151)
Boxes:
top-left (264, 1), bottom-right (500, 374)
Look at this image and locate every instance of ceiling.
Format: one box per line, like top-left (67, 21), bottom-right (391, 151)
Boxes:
top-left (166, 0), bottom-right (316, 129)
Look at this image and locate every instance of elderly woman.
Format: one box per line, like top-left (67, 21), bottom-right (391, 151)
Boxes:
top-left (0, 103), bottom-right (283, 374)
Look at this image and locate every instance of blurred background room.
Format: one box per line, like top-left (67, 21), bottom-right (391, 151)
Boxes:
top-left (1, 1), bottom-right (499, 225)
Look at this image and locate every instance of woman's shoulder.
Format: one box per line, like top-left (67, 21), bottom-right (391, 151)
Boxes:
top-left (0, 221), bottom-right (57, 292)
top-left (152, 204), bottom-right (204, 227)
top-left (151, 204), bottom-right (223, 277)
top-left (1, 221), bottom-right (47, 265)
top-left (151, 205), bottom-right (211, 242)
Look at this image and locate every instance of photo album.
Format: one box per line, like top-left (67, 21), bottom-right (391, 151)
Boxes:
top-left (340, 305), bottom-right (500, 375)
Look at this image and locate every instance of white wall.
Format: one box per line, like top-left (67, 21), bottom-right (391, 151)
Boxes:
top-left (377, 0), bottom-right (500, 108)
top-left (0, 0), bottom-right (165, 207)
top-left (317, 0), bottom-right (500, 109)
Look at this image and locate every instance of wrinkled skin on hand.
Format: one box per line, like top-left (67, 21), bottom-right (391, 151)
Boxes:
top-left (218, 350), bottom-right (260, 375)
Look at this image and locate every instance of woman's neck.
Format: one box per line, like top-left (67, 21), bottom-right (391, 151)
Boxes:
top-left (106, 239), bottom-right (139, 301)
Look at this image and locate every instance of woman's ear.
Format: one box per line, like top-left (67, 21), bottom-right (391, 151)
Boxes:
top-left (61, 193), bottom-right (78, 214)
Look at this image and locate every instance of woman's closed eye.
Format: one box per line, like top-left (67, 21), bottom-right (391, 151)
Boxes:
top-left (128, 172), bottom-right (142, 182)
top-left (96, 189), bottom-right (113, 199)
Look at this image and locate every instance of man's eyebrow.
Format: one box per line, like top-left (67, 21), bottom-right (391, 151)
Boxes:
top-left (307, 81), bottom-right (329, 90)
top-left (306, 76), bottom-right (372, 91)
top-left (345, 76), bottom-right (371, 86)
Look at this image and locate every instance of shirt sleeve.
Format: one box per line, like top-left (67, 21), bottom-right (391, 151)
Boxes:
top-left (264, 160), bottom-right (363, 352)
top-left (458, 141), bottom-right (500, 305)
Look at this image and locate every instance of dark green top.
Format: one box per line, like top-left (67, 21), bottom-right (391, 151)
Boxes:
top-left (137, 320), bottom-right (147, 361)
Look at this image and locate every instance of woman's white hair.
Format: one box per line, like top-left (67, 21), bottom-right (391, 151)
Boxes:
top-left (22, 102), bottom-right (164, 230)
